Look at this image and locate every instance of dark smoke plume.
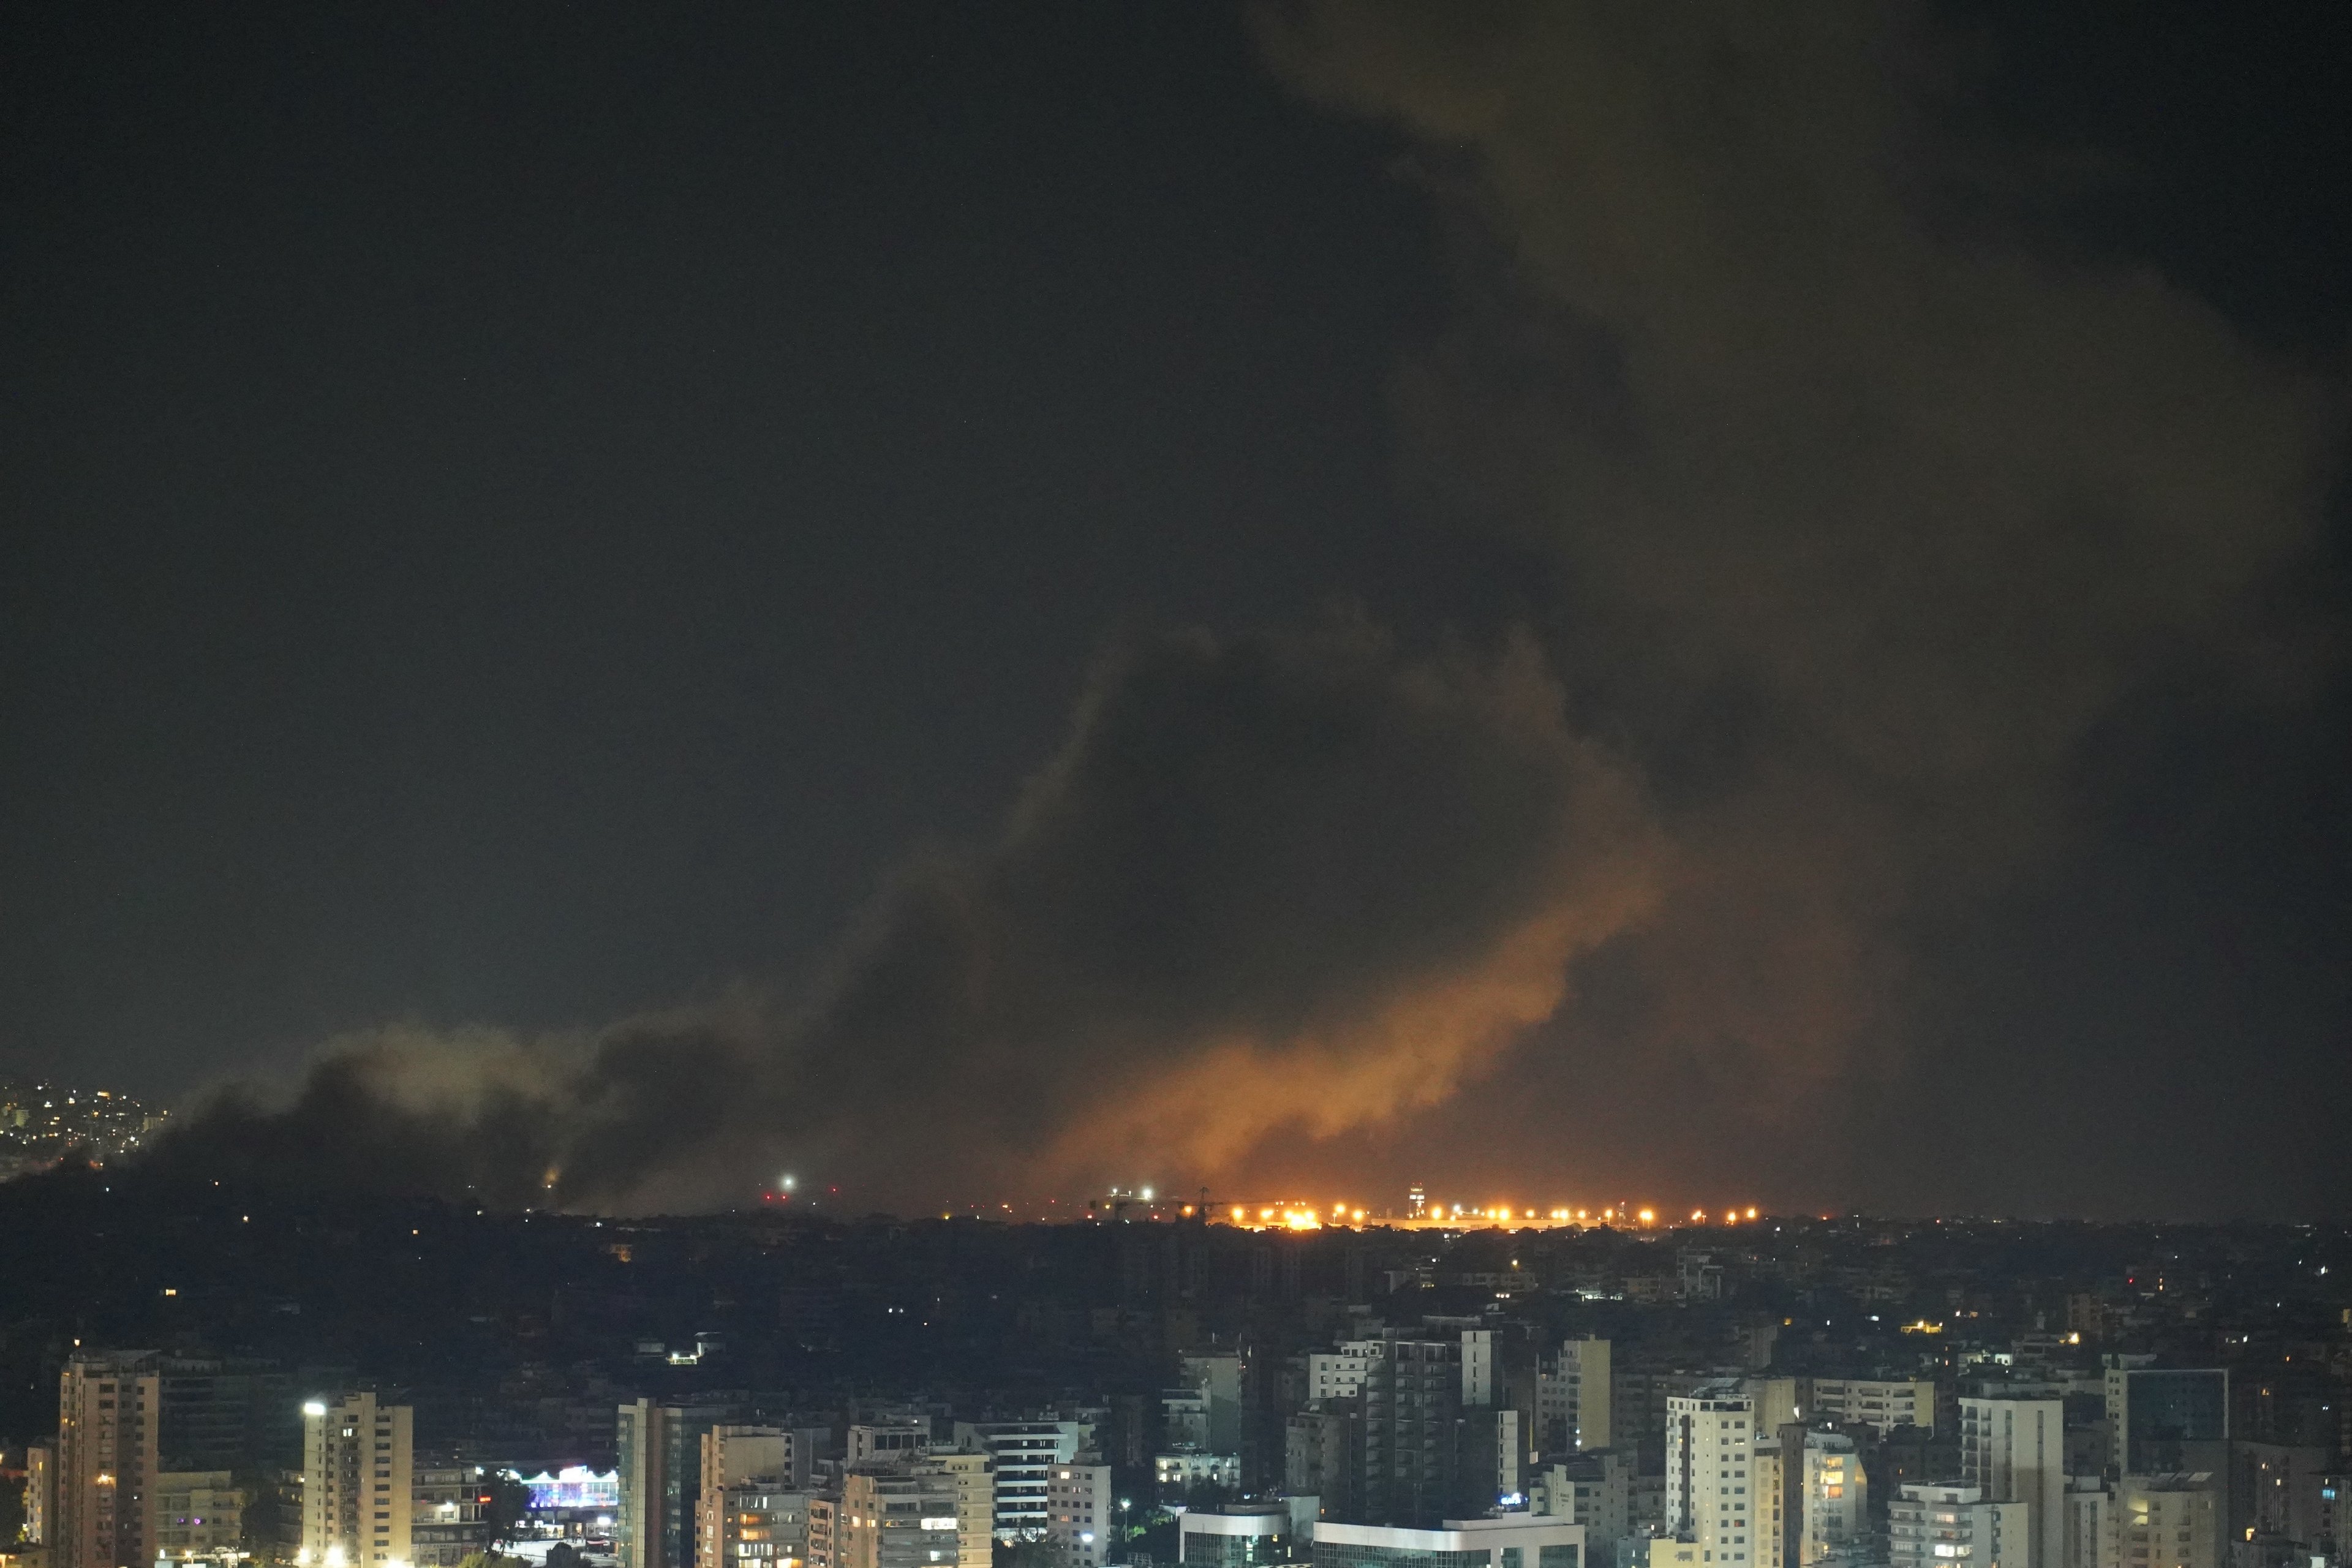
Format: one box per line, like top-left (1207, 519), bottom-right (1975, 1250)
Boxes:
top-left (1249, 0), bottom-right (2338, 1202)
top-left (151, 617), bottom-right (1659, 1213)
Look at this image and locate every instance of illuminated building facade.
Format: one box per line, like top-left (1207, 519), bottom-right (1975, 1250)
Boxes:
top-left (1043, 1464), bottom-right (1112, 1568)
top-left (24, 1444), bottom-right (55, 1550)
top-left (410, 1466), bottom-right (491, 1568)
top-left (827, 1468), bottom-right (962, 1568)
top-left (1664, 1383), bottom-right (1755, 1566)
top-left (57, 1351), bottom-right (160, 1568)
top-left (699, 1431), bottom-right (796, 1568)
top-left (1795, 1432), bottom-right (1863, 1565)
top-left (703, 1485), bottom-right (812, 1568)
top-left (300, 1392), bottom-right (413, 1568)
top-left (1890, 1484), bottom-right (2026, 1568)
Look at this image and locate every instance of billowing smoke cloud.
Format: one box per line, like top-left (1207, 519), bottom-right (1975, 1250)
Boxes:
top-left (151, 3), bottom-right (2339, 1215)
top-left (1250, 0), bottom-right (2338, 1191)
top-left (153, 616), bottom-right (1659, 1213)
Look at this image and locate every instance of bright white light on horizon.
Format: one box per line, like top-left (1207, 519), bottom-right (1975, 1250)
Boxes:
top-left (780, 1174), bottom-right (797, 1191)
top-left (302, 1401), bottom-right (327, 1417)
top-left (1140, 1187), bottom-right (1153, 1200)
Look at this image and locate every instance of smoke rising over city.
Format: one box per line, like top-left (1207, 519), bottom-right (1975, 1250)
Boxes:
top-left (156, 619), bottom-right (1659, 1212)
top-left (15, 3), bottom-right (2345, 1218)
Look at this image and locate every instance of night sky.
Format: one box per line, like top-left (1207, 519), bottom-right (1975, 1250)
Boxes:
top-left (4, 2), bottom-right (2348, 1219)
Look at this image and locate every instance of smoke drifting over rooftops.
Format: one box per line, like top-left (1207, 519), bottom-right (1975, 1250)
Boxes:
top-left (153, 618), bottom-right (1658, 1213)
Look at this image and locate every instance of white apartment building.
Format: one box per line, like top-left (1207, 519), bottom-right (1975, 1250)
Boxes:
top-left (1308, 1351), bottom-right (1373, 1406)
top-left (302, 1392), bottom-right (413, 1568)
top-left (1666, 1382), bottom-right (1757, 1566)
top-left (1463, 1332), bottom-right (1496, 1409)
top-left (1536, 1450), bottom-right (1630, 1551)
top-left (1891, 1483), bottom-right (2027, 1568)
top-left (1806, 1381), bottom-right (1936, 1436)
top-left (1958, 1399), bottom-right (2064, 1568)
top-left (1044, 1464), bottom-right (1113, 1568)
top-left (951, 1423), bottom-right (1086, 1541)
top-left (2111, 1476), bottom-right (2219, 1568)
top-left (1537, 1340), bottom-right (1612, 1454)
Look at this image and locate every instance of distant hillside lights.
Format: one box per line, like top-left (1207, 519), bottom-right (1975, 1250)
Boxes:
top-left (0, 1079), bottom-right (167, 1178)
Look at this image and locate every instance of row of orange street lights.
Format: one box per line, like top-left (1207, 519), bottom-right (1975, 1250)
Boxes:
top-left (910, 1192), bottom-right (1781, 1229)
top-left (1212, 1201), bottom-right (1768, 1231)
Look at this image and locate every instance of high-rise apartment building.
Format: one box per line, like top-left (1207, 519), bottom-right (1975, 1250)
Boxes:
top-left (2101, 1373), bottom-right (2227, 1478)
top-left (24, 1443), bottom-right (56, 1550)
top-left (1286, 1400), bottom-right (1363, 1524)
top-left (1751, 1438), bottom-right (1785, 1568)
top-left (1180, 1356), bottom-right (1245, 1457)
top-left (57, 1351), bottom-right (161, 1568)
top-left (620, 1400), bottom-right (746, 1568)
top-left (160, 1359), bottom-right (302, 1476)
top-left (1891, 1484), bottom-right (2027, 1568)
top-left (1958, 1399), bottom-right (2064, 1568)
top-left (925, 1451), bottom-right (993, 1568)
top-left (1043, 1464), bottom-right (1112, 1568)
top-left (300, 1392), bottom-right (412, 1568)
top-left (823, 1468), bottom-right (961, 1568)
top-left (699, 1430), bottom-right (797, 1568)
top-left (702, 1484), bottom-right (812, 1568)
top-left (1540, 1342), bottom-right (1612, 1455)
top-left (1360, 1336), bottom-right (1528, 1528)
top-left (948, 1423), bottom-right (1085, 1542)
top-left (1665, 1382), bottom-right (1756, 1567)
top-left (2108, 1476), bottom-right (2220, 1568)
top-left (1794, 1432), bottom-right (1863, 1565)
